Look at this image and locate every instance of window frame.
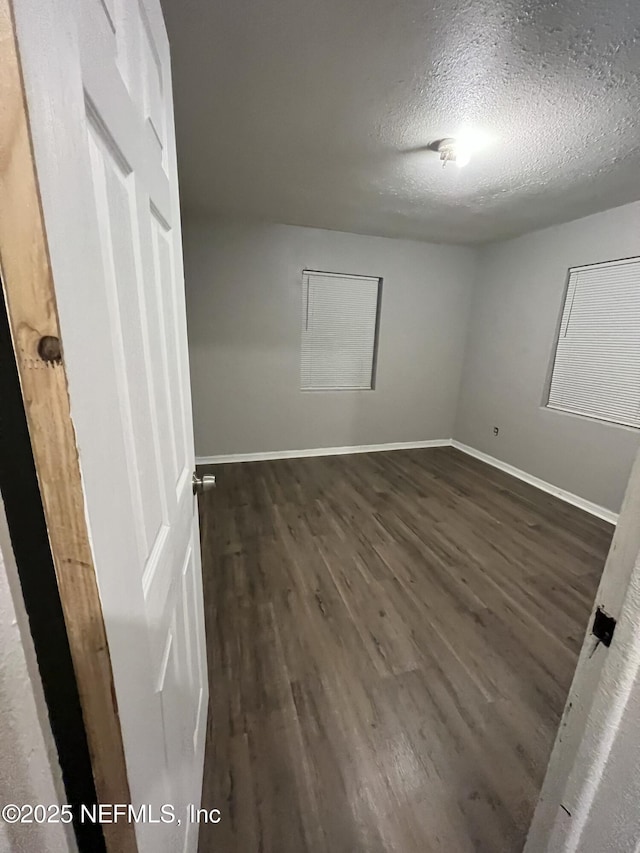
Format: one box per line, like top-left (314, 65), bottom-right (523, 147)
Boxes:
top-left (545, 255), bottom-right (640, 430)
top-left (300, 269), bottom-right (382, 393)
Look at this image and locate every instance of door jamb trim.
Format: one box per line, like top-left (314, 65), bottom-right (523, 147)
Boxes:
top-left (0, 3), bottom-right (137, 851)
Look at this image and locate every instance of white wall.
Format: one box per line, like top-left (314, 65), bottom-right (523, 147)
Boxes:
top-left (455, 201), bottom-right (640, 513)
top-left (185, 220), bottom-right (477, 457)
top-left (0, 500), bottom-right (75, 853)
top-left (184, 204), bottom-right (640, 513)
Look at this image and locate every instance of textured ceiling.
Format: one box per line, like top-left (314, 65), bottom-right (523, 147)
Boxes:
top-left (161, 0), bottom-right (640, 244)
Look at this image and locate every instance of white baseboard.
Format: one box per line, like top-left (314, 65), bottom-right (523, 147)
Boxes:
top-left (196, 438), bottom-right (451, 466)
top-left (196, 438), bottom-right (618, 525)
top-left (451, 441), bottom-right (619, 525)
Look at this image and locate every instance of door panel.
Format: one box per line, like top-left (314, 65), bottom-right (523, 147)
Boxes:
top-left (12, 0), bottom-right (208, 850)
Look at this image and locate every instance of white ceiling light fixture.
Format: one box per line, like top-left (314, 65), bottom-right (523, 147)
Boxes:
top-left (432, 128), bottom-right (491, 168)
top-left (433, 137), bottom-right (470, 168)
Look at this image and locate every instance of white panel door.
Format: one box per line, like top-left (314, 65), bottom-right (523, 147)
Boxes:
top-left (12, 1), bottom-right (208, 851)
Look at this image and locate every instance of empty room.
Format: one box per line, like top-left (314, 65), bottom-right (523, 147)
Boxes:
top-left (165, 0), bottom-right (640, 850)
top-left (1, 1), bottom-right (640, 853)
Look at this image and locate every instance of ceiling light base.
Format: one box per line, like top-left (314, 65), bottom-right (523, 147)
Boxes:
top-left (431, 137), bottom-right (462, 167)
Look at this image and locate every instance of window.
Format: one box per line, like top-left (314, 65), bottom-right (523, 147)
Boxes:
top-left (301, 270), bottom-right (380, 391)
top-left (547, 257), bottom-right (640, 428)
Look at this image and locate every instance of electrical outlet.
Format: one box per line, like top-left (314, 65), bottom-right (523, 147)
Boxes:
top-left (493, 426), bottom-right (499, 436)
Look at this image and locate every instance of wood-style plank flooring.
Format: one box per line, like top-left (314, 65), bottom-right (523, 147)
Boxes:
top-left (197, 447), bottom-right (613, 853)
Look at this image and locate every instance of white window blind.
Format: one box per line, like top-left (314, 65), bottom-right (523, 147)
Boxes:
top-left (301, 271), bottom-right (380, 391)
top-left (548, 257), bottom-right (640, 428)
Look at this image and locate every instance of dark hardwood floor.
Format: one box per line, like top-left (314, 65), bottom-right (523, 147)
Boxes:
top-left (197, 447), bottom-right (613, 853)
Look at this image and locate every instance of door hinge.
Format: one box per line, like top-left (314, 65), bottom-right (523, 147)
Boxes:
top-left (592, 606), bottom-right (616, 648)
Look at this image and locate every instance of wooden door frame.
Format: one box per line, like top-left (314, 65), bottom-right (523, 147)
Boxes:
top-left (0, 2), bottom-right (137, 851)
top-left (0, 273), bottom-right (107, 852)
